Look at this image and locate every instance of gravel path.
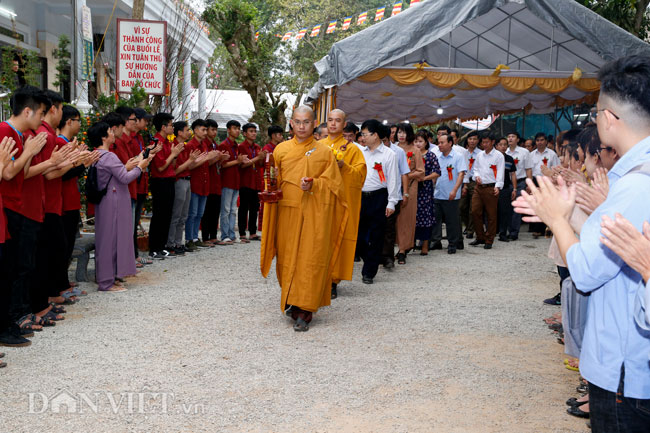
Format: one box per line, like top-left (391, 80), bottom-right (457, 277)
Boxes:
top-left (1, 232), bottom-right (588, 432)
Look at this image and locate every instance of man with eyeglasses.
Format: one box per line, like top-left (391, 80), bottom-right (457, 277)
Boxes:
top-left (260, 106), bottom-right (347, 332)
top-left (517, 55), bottom-right (650, 432)
top-left (356, 120), bottom-right (400, 284)
top-left (319, 109), bottom-right (367, 298)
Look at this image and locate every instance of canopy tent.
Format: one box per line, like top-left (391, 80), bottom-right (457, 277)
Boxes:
top-left (306, 0), bottom-right (650, 124)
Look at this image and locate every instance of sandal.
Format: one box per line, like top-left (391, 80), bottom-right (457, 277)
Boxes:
top-left (136, 262), bottom-right (144, 269)
top-left (42, 310), bottom-right (65, 322)
top-left (137, 257), bottom-right (153, 265)
top-left (17, 315), bottom-right (42, 332)
top-left (293, 317), bottom-right (310, 332)
top-left (69, 287), bottom-right (87, 296)
top-left (217, 240), bottom-right (233, 245)
top-left (99, 285), bottom-right (128, 292)
top-left (396, 253), bottom-right (406, 264)
top-left (0, 361), bottom-right (6, 368)
top-left (34, 315), bottom-right (56, 327)
top-left (239, 238), bottom-right (250, 243)
top-left (248, 235), bottom-right (261, 241)
top-left (49, 303), bottom-right (66, 314)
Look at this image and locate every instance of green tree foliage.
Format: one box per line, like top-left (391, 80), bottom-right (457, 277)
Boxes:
top-left (52, 34), bottom-right (71, 93)
top-left (577, 0), bottom-right (650, 39)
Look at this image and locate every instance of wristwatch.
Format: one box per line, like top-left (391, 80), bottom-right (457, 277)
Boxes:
top-left (404, 193), bottom-right (410, 198)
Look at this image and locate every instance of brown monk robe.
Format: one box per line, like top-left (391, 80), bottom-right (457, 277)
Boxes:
top-left (318, 109), bottom-right (367, 299)
top-left (260, 106), bottom-right (348, 332)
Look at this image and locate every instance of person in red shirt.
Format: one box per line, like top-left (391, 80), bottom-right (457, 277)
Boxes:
top-left (238, 123), bottom-right (265, 241)
top-left (149, 112), bottom-right (180, 260)
top-left (168, 121), bottom-right (200, 253)
top-left (217, 120), bottom-right (246, 244)
top-left (132, 108), bottom-right (152, 264)
top-left (184, 119), bottom-right (216, 248)
top-left (0, 86), bottom-right (49, 348)
top-left (58, 105), bottom-right (100, 286)
top-left (200, 119), bottom-right (226, 244)
top-left (258, 125), bottom-right (285, 229)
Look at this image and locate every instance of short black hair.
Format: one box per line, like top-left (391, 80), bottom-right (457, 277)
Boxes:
top-left (506, 131), bottom-right (520, 140)
top-left (437, 125), bottom-right (452, 134)
top-left (497, 137), bottom-right (508, 144)
top-left (562, 129), bottom-right (582, 145)
top-left (58, 105), bottom-right (81, 129)
top-left (598, 55), bottom-right (650, 120)
top-left (268, 125), bottom-right (283, 136)
top-left (173, 121), bottom-right (188, 136)
top-left (191, 119), bottom-right (207, 130)
top-left (343, 121), bottom-right (359, 134)
top-left (316, 123), bottom-right (327, 134)
top-left (361, 119), bottom-right (383, 136)
top-left (9, 85), bottom-right (49, 116)
top-left (43, 90), bottom-right (63, 111)
top-left (534, 132), bottom-right (547, 141)
top-left (378, 124), bottom-right (391, 140)
top-left (415, 130), bottom-right (430, 149)
top-left (115, 106), bottom-right (136, 123)
top-left (88, 122), bottom-right (110, 148)
top-left (397, 122), bottom-right (415, 143)
top-left (480, 131), bottom-right (496, 141)
top-left (577, 123), bottom-right (601, 157)
top-left (226, 120), bottom-right (241, 129)
top-left (450, 129), bottom-right (459, 136)
top-left (242, 122), bottom-right (257, 133)
top-left (152, 112), bottom-right (174, 132)
top-left (205, 119), bottom-right (218, 129)
top-left (466, 130), bottom-right (479, 139)
top-left (102, 112), bottom-right (125, 128)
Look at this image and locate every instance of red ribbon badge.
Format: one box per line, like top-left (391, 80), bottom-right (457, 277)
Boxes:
top-left (490, 164), bottom-right (497, 178)
top-left (514, 158), bottom-right (519, 165)
top-left (469, 157), bottom-right (475, 171)
top-left (407, 151), bottom-right (414, 167)
top-left (447, 165), bottom-right (454, 181)
top-left (374, 162), bottom-right (386, 182)
top-left (542, 157), bottom-right (548, 166)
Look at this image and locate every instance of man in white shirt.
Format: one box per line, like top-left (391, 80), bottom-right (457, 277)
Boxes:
top-left (505, 131), bottom-right (533, 240)
top-left (380, 126), bottom-right (410, 269)
top-left (469, 132), bottom-right (505, 249)
top-left (357, 119), bottom-right (400, 285)
top-left (460, 131), bottom-right (481, 240)
top-left (528, 132), bottom-right (561, 237)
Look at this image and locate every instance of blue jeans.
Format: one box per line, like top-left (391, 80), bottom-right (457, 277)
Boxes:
top-left (220, 187), bottom-right (239, 241)
top-left (589, 366), bottom-right (650, 433)
top-left (185, 193), bottom-right (207, 241)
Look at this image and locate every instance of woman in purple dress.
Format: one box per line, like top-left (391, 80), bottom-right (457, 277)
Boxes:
top-left (89, 122), bottom-right (152, 292)
top-left (414, 130), bottom-right (440, 255)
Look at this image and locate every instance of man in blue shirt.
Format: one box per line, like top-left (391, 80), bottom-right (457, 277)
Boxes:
top-left (519, 55), bottom-right (650, 432)
top-left (431, 134), bottom-right (467, 254)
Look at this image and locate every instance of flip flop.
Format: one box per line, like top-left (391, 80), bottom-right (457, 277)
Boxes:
top-left (293, 317), bottom-right (310, 332)
top-left (99, 286), bottom-right (128, 292)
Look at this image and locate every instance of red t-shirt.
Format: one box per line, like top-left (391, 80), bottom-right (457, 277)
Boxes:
top-left (218, 137), bottom-right (240, 190)
top-left (174, 139), bottom-right (191, 179)
top-left (238, 140), bottom-right (262, 191)
top-left (130, 132), bottom-right (149, 195)
top-left (58, 135), bottom-right (82, 212)
top-left (18, 129), bottom-right (45, 222)
top-left (188, 138), bottom-right (209, 196)
top-left (111, 134), bottom-right (137, 199)
top-left (0, 121), bottom-right (26, 214)
top-left (37, 121), bottom-right (63, 215)
top-left (0, 194), bottom-right (4, 243)
top-left (206, 139), bottom-right (221, 195)
top-left (262, 142), bottom-right (277, 154)
top-left (151, 133), bottom-right (176, 178)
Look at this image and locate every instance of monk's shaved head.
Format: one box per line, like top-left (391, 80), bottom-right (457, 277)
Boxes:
top-left (326, 109), bottom-right (346, 137)
top-left (329, 109), bottom-right (346, 120)
top-left (292, 105), bottom-right (315, 120)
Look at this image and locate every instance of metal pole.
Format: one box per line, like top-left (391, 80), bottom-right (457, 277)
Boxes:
top-left (549, 27), bottom-right (555, 71)
top-left (522, 109), bottom-right (526, 139)
top-left (506, 17), bottom-right (512, 66)
top-left (448, 31), bottom-right (452, 68)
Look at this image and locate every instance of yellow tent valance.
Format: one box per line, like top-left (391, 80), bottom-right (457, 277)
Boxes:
top-left (358, 68), bottom-right (600, 94)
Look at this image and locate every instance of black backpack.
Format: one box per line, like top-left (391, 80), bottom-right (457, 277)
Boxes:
top-left (86, 154), bottom-right (113, 204)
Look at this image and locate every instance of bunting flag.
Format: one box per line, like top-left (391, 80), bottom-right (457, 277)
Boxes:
top-left (391, 2), bottom-right (403, 16)
top-left (326, 20), bottom-right (337, 34)
top-left (275, 33), bottom-right (282, 38)
top-left (375, 7), bottom-right (385, 21)
top-left (310, 24), bottom-right (322, 37)
top-left (342, 16), bottom-right (353, 30)
top-left (281, 31), bottom-right (292, 41)
top-left (296, 28), bottom-right (307, 39)
top-left (357, 11), bottom-right (368, 25)
top-left (410, 0), bottom-right (422, 5)
top-left (255, 31), bottom-right (259, 41)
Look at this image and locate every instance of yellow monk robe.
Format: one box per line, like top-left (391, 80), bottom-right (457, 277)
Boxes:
top-left (319, 135), bottom-right (367, 282)
top-left (260, 136), bottom-right (349, 313)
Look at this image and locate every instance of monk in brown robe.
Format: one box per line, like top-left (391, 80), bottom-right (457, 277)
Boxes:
top-left (318, 109), bottom-right (366, 299)
top-left (260, 106), bottom-right (348, 332)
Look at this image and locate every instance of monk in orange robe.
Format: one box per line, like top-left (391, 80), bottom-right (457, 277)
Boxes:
top-left (318, 109), bottom-right (366, 299)
top-left (260, 106), bottom-right (348, 332)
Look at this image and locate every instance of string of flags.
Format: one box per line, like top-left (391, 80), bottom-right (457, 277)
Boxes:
top-left (271, 0), bottom-right (423, 43)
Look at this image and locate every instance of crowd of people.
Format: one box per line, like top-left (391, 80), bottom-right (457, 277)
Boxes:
top-left (1, 54), bottom-right (648, 432)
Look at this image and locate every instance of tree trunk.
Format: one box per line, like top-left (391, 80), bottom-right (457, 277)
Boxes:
top-left (132, 0), bottom-right (145, 20)
top-left (633, 0), bottom-right (650, 36)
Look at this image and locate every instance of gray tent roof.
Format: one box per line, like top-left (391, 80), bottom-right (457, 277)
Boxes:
top-left (307, 0), bottom-right (650, 122)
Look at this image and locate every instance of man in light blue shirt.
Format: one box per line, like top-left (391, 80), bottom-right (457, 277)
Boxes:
top-left (431, 134), bottom-right (467, 254)
top-left (519, 55), bottom-right (650, 432)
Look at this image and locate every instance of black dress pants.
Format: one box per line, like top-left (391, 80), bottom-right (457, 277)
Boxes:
top-left (238, 187), bottom-right (259, 237)
top-left (358, 189), bottom-right (388, 278)
top-left (382, 201), bottom-right (401, 264)
top-left (201, 193), bottom-right (221, 241)
top-left (149, 178), bottom-right (175, 254)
